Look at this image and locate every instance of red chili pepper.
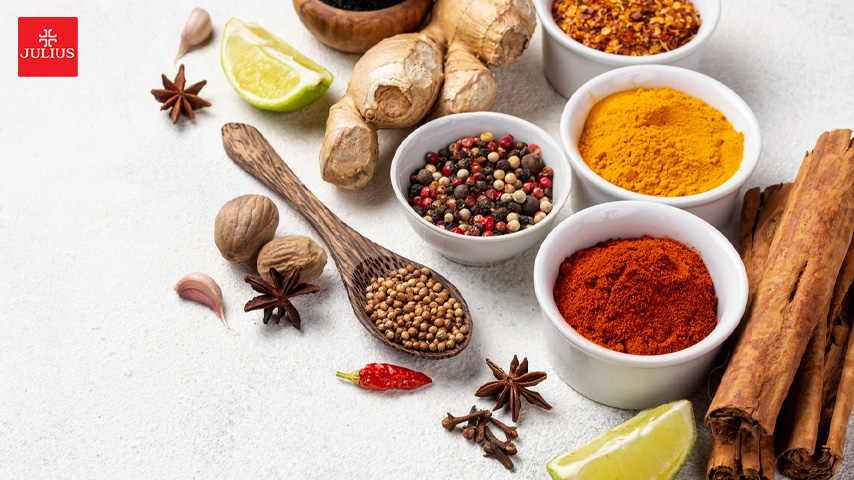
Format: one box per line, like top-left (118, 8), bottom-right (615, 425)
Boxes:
top-left (336, 363), bottom-right (432, 391)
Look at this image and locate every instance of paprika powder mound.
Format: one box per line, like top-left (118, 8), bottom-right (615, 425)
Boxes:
top-left (553, 235), bottom-right (717, 355)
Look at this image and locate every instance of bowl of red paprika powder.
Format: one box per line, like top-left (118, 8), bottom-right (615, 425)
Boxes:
top-left (533, 201), bottom-right (747, 409)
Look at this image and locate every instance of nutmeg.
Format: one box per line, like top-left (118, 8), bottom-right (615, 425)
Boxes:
top-left (257, 235), bottom-right (327, 284)
top-left (215, 194), bottom-right (279, 262)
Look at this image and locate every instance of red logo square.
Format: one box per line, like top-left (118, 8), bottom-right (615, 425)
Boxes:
top-left (18, 17), bottom-right (78, 77)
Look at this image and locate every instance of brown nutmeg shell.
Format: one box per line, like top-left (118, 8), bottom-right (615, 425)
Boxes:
top-left (215, 195), bottom-right (279, 262)
top-left (257, 235), bottom-right (327, 284)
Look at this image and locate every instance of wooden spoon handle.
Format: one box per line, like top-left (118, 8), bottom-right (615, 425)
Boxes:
top-left (221, 123), bottom-right (367, 265)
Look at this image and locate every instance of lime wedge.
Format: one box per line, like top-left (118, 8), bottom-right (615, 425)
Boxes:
top-left (221, 18), bottom-right (333, 111)
top-left (547, 400), bottom-right (696, 480)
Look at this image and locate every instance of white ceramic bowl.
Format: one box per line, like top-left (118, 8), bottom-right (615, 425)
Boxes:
top-left (533, 201), bottom-right (747, 409)
top-left (560, 65), bottom-right (761, 230)
top-left (391, 112), bottom-right (571, 265)
top-left (535, 0), bottom-right (721, 97)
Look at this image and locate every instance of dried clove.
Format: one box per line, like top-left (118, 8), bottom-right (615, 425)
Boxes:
top-left (483, 441), bottom-right (514, 470)
top-left (462, 405), bottom-right (478, 441)
top-left (484, 425), bottom-right (517, 456)
top-left (442, 409), bottom-right (491, 431)
top-left (489, 417), bottom-right (519, 439)
top-left (474, 414), bottom-right (489, 443)
top-left (174, 272), bottom-right (228, 329)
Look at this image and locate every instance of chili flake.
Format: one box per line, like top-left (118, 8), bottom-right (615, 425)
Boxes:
top-left (551, 0), bottom-right (702, 56)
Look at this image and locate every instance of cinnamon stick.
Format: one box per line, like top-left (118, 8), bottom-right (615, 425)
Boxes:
top-left (776, 233), bottom-right (854, 479)
top-left (708, 436), bottom-right (740, 480)
top-left (779, 294), bottom-right (854, 479)
top-left (707, 432), bottom-right (775, 480)
top-left (737, 183), bottom-right (792, 308)
top-left (707, 130), bottom-right (854, 441)
top-left (707, 184), bottom-right (791, 480)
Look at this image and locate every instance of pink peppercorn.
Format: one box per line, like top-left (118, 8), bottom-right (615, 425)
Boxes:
top-left (480, 216), bottom-right (495, 232)
top-left (499, 134), bottom-right (514, 149)
top-left (539, 177), bottom-right (552, 188)
top-left (532, 187), bottom-right (544, 199)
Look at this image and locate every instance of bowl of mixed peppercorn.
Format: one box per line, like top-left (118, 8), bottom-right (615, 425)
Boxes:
top-left (391, 111), bottom-right (571, 265)
top-left (534, 0), bottom-right (721, 97)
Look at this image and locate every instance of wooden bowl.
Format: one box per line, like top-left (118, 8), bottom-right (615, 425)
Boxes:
top-left (293, 0), bottom-right (433, 54)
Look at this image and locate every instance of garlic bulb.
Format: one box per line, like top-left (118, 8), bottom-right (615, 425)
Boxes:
top-left (175, 8), bottom-right (212, 62)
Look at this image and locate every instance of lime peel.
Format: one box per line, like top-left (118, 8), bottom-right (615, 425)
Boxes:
top-left (221, 18), bottom-right (333, 111)
top-left (547, 399), bottom-right (696, 480)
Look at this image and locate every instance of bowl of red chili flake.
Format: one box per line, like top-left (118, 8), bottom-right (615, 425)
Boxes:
top-left (533, 200), bottom-right (746, 409)
top-left (533, 0), bottom-right (721, 97)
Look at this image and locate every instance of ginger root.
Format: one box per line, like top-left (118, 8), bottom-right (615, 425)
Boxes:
top-left (320, 0), bottom-right (536, 189)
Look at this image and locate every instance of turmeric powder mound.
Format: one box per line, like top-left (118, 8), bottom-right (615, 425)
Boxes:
top-left (578, 88), bottom-right (744, 197)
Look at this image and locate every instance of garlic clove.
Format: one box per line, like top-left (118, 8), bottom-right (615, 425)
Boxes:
top-left (174, 272), bottom-right (228, 328)
top-left (175, 7), bottom-right (212, 62)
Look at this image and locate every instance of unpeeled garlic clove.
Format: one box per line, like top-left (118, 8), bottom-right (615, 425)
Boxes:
top-left (175, 7), bottom-right (212, 62)
top-left (174, 272), bottom-right (227, 328)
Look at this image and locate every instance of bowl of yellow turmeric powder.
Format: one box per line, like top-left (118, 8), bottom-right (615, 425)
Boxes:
top-left (560, 65), bottom-right (761, 229)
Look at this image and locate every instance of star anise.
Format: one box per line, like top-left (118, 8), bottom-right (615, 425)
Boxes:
top-left (243, 266), bottom-right (320, 329)
top-left (150, 64), bottom-right (211, 124)
top-left (474, 355), bottom-right (552, 422)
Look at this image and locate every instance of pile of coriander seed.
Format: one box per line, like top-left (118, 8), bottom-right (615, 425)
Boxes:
top-left (365, 265), bottom-right (468, 352)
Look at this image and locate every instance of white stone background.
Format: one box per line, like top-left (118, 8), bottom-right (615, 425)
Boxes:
top-left (2, 0), bottom-right (854, 478)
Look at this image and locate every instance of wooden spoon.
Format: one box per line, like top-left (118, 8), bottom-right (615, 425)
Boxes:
top-left (221, 123), bottom-right (473, 359)
top-left (293, 0), bottom-right (432, 54)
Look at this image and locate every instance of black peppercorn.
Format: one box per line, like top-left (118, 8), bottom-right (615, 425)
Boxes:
top-left (439, 147), bottom-right (451, 158)
top-left (474, 180), bottom-right (488, 192)
top-left (414, 205), bottom-right (425, 216)
top-left (517, 168), bottom-right (532, 182)
top-left (481, 166), bottom-right (493, 177)
top-left (454, 184), bottom-right (470, 199)
top-left (456, 158), bottom-right (472, 170)
top-left (514, 141), bottom-right (526, 150)
top-left (521, 195), bottom-right (540, 216)
top-left (496, 159), bottom-right (511, 172)
top-left (507, 202), bottom-right (520, 213)
top-left (518, 215), bottom-right (531, 225)
top-left (491, 207), bottom-right (509, 222)
top-left (409, 184), bottom-right (422, 197)
top-left (416, 169), bottom-right (434, 185)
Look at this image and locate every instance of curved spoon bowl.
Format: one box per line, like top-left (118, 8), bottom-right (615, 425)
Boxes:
top-left (221, 123), bottom-right (472, 359)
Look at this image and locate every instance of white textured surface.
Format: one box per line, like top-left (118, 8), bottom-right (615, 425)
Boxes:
top-left (1, 1), bottom-right (854, 478)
